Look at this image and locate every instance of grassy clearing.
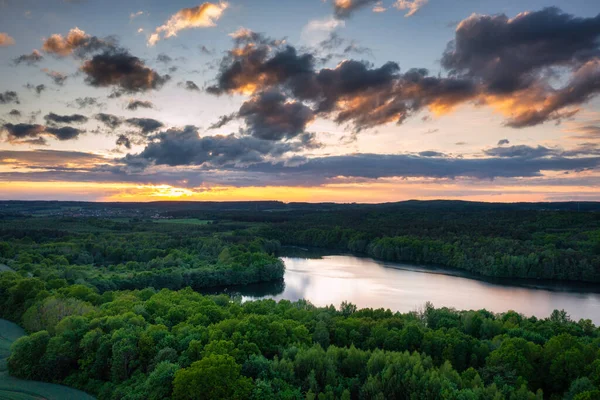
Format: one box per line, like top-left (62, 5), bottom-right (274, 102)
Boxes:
top-left (153, 218), bottom-right (212, 225)
top-left (0, 319), bottom-right (95, 400)
top-left (0, 265), bottom-right (13, 273)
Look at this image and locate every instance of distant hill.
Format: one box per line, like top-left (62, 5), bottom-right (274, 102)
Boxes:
top-left (0, 199), bottom-right (599, 217)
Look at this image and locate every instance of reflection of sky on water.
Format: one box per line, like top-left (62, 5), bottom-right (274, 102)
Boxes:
top-left (242, 256), bottom-right (600, 324)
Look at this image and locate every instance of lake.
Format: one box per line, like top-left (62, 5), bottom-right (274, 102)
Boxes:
top-left (227, 250), bottom-right (600, 324)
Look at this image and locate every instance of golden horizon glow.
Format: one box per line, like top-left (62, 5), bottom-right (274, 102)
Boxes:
top-left (0, 179), bottom-right (597, 203)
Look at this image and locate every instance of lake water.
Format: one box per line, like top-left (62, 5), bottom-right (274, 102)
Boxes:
top-left (232, 251), bottom-right (600, 324)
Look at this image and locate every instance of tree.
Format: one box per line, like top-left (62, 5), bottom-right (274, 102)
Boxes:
top-left (173, 354), bottom-right (252, 399)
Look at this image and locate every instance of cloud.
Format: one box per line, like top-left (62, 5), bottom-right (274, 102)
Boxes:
top-left (1, 123), bottom-right (84, 144)
top-left (70, 97), bottom-right (103, 109)
top-left (8, 109), bottom-right (21, 117)
top-left (418, 150), bottom-right (444, 157)
top-left (204, 8), bottom-right (600, 133)
top-left (44, 113), bottom-right (88, 125)
top-left (130, 11), bottom-right (144, 20)
top-left (566, 122), bottom-right (600, 140)
top-left (302, 16), bottom-right (345, 45)
top-left (441, 8), bottom-right (600, 127)
top-left (179, 80), bottom-right (200, 91)
top-left (44, 126), bottom-right (84, 141)
top-left (126, 99), bottom-right (154, 110)
top-left (209, 113), bottom-right (237, 130)
top-left (0, 149), bottom-right (107, 170)
top-left (13, 50), bottom-right (43, 65)
top-left (43, 69), bottom-right (68, 85)
top-left (0, 91), bottom-right (19, 104)
top-left (242, 150), bottom-right (600, 182)
top-left (209, 35), bottom-right (476, 131)
top-left (0, 32), bottom-right (15, 46)
top-left (484, 145), bottom-right (556, 158)
top-left (25, 84), bottom-right (46, 95)
top-left (42, 27), bottom-right (116, 57)
top-left (156, 53), bottom-right (172, 63)
top-left (116, 134), bottom-right (132, 149)
top-left (394, 0), bottom-right (428, 17)
top-left (125, 118), bottom-right (164, 134)
top-left (199, 45), bottom-right (214, 55)
top-left (238, 90), bottom-right (315, 140)
top-left (497, 139), bottom-right (510, 145)
top-left (333, 0), bottom-right (379, 19)
top-left (148, 2), bottom-right (228, 46)
top-left (123, 125), bottom-right (301, 168)
top-left (81, 50), bottom-right (170, 93)
top-left (95, 113), bottom-right (123, 129)
top-left (206, 40), bottom-right (315, 96)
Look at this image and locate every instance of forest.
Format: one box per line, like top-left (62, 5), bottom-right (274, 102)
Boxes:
top-left (0, 201), bottom-right (599, 399)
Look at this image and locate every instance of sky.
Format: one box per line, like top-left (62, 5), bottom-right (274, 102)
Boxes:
top-left (0, 0), bottom-right (599, 203)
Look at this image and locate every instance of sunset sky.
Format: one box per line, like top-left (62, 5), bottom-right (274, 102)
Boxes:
top-left (0, 0), bottom-right (599, 202)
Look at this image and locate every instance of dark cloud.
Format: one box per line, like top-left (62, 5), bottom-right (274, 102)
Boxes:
top-left (126, 100), bottom-right (154, 111)
top-left (124, 126), bottom-right (299, 168)
top-left (44, 112), bottom-right (88, 125)
top-left (116, 134), bottom-right (132, 149)
top-left (44, 126), bottom-right (83, 141)
top-left (70, 97), bottom-right (103, 109)
top-left (156, 53), bottom-right (172, 63)
top-left (343, 42), bottom-right (373, 57)
top-left (13, 50), bottom-right (43, 66)
top-left (95, 113), bottom-right (123, 129)
top-left (502, 60), bottom-right (599, 128)
top-left (1, 123), bottom-right (83, 143)
top-left (179, 80), bottom-right (200, 91)
top-left (243, 151), bottom-right (600, 182)
top-left (0, 91), bottom-right (19, 104)
top-left (125, 118), bottom-right (164, 134)
top-left (333, 0), bottom-right (379, 19)
top-left (1, 123), bottom-right (44, 140)
top-left (209, 113), bottom-right (237, 130)
top-left (484, 145), bottom-right (556, 158)
top-left (204, 9), bottom-right (600, 132)
top-left (81, 50), bottom-right (170, 93)
top-left (238, 90), bottom-right (314, 140)
top-left (497, 139), bottom-right (510, 145)
top-left (206, 34), bottom-right (477, 132)
top-left (441, 8), bottom-right (600, 127)
top-left (25, 84), bottom-right (46, 95)
top-left (442, 8), bottom-right (600, 94)
top-left (8, 109), bottom-right (21, 117)
top-left (42, 27), bottom-right (117, 58)
top-left (206, 41), bottom-right (315, 96)
top-left (418, 151), bottom-right (445, 157)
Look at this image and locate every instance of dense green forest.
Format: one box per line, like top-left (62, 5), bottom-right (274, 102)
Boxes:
top-left (0, 202), bottom-right (599, 399)
top-left (254, 207), bottom-right (600, 282)
top-left (1, 273), bottom-right (600, 400)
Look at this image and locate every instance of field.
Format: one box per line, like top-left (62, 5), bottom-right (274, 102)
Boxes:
top-left (0, 319), bottom-right (95, 400)
top-left (153, 218), bottom-right (212, 225)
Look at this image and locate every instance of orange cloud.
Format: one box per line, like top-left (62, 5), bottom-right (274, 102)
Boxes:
top-left (394, 0), bottom-right (428, 17)
top-left (148, 2), bottom-right (228, 46)
top-left (0, 33), bottom-right (15, 47)
top-left (42, 27), bottom-right (89, 56)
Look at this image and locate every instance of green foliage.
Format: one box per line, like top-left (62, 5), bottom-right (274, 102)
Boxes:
top-left (0, 273), bottom-right (598, 399)
top-left (173, 354), bottom-right (252, 399)
top-left (0, 212), bottom-right (599, 399)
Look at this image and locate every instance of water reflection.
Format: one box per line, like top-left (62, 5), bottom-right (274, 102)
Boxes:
top-left (238, 254), bottom-right (600, 324)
